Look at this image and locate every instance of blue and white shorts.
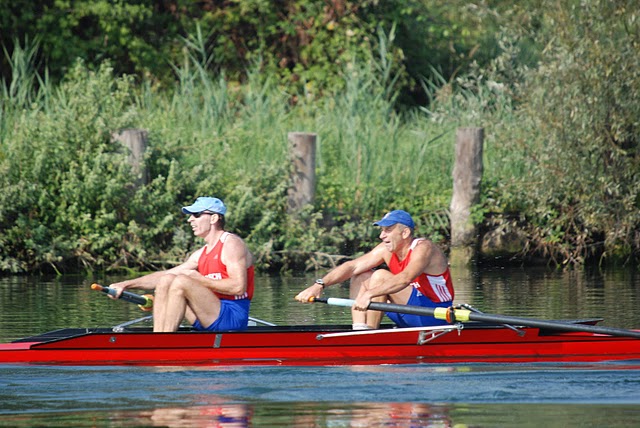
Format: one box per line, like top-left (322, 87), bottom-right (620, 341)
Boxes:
top-left (385, 288), bottom-right (452, 328)
top-left (192, 299), bottom-right (251, 331)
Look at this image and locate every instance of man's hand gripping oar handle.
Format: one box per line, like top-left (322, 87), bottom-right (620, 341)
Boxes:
top-left (91, 283), bottom-right (154, 312)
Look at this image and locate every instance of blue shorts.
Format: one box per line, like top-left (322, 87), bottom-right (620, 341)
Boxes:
top-left (192, 299), bottom-right (251, 331)
top-left (385, 287), bottom-right (452, 328)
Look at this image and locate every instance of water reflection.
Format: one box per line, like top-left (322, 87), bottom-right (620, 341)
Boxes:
top-left (4, 399), bottom-right (640, 427)
top-left (2, 363), bottom-right (640, 427)
top-left (293, 402), bottom-right (452, 428)
top-left (141, 400), bottom-right (251, 427)
top-left (137, 401), bottom-right (450, 428)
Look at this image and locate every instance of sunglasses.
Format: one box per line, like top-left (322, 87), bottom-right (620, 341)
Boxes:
top-left (192, 211), bottom-right (215, 218)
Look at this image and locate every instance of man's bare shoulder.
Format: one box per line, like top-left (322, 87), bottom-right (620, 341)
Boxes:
top-left (221, 232), bottom-right (252, 262)
top-left (369, 241), bottom-right (394, 263)
top-left (224, 232), bottom-right (249, 248)
top-left (413, 238), bottom-right (448, 272)
top-left (413, 238), bottom-right (436, 248)
top-left (413, 238), bottom-right (445, 255)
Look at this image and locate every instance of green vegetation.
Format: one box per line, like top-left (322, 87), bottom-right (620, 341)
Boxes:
top-left (1, 1), bottom-right (638, 274)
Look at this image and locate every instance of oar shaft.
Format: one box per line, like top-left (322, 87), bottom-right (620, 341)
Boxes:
top-left (445, 308), bottom-right (640, 339)
top-left (312, 297), bottom-right (640, 339)
top-left (91, 283), bottom-right (153, 310)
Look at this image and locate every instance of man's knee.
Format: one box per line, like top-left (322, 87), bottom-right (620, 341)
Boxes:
top-left (353, 269), bottom-right (393, 300)
top-left (172, 274), bottom-right (193, 289)
top-left (370, 269), bottom-right (392, 282)
top-left (156, 274), bottom-right (177, 292)
top-left (159, 274), bottom-right (193, 299)
top-left (352, 270), bottom-right (374, 288)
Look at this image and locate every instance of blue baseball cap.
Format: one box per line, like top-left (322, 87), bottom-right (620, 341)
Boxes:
top-left (373, 210), bottom-right (415, 229)
top-left (181, 197), bottom-right (227, 215)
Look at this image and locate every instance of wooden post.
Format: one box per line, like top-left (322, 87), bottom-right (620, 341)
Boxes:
top-left (287, 132), bottom-right (317, 214)
top-left (113, 129), bottom-right (148, 187)
top-left (449, 127), bottom-right (484, 266)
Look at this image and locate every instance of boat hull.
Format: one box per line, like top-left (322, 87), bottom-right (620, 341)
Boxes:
top-left (2, 323), bottom-right (640, 366)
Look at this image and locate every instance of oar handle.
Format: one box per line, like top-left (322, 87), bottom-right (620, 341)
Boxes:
top-left (91, 283), bottom-right (154, 311)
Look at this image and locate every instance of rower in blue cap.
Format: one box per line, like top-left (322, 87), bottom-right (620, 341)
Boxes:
top-left (110, 197), bottom-right (255, 332)
top-left (295, 210), bottom-right (455, 329)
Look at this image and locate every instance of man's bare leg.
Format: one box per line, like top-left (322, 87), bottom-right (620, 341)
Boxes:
top-left (183, 288), bottom-right (222, 329)
top-left (350, 271), bottom-right (386, 329)
top-left (156, 275), bottom-right (222, 332)
top-left (159, 275), bottom-right (190, 332)
top-left (363, 269), bottom-right (392, 328)
top-left (152, 274), bottom-right (176, 332)
top-left (350, 271), bottom-right (372, 328)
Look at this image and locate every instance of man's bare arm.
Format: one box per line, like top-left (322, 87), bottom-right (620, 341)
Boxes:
top-left (294, 244), bottom-right (386, 303)
top-left (109, 249), bottom-right (201, 296)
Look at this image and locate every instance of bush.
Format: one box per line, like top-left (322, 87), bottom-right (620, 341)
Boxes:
top-left (0, 61), bottom-right (181, 272)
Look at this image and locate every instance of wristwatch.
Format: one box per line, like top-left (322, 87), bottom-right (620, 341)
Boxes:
top-left (314, 278), bottom-right (325, 289)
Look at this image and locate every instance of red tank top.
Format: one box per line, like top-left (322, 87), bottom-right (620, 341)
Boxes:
top-left (197, 232), bottom-right (254, 300)
top-left (388, 238), bottom-right (454, 303)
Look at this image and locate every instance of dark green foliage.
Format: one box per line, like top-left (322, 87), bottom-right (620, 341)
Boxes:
top-left (0, 1), bottom-right (500, 107)
top-left (496, 0), bottom-right (640, 265)
top-left (0, 61), bottom-right (182, 273)
top-left (1, 0), bottom-right (638, 274)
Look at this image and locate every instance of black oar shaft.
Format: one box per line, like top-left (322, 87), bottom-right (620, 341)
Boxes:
top-left (450, 309), bottom-right (640, 339)
top-left (312, 297), bottom-right (640, 339)
top-left (91, 283), bottom-right (153, 310)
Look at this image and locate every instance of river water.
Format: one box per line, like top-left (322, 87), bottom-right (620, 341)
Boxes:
top-left (1, 265), bottom-right (640, 427)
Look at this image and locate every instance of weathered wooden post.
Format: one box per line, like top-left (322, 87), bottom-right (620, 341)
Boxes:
top-left (449, 127), bottom-right (484, 266)
top-left (112, 128), bottom-right (148, 187)
top-left (287, 132), bottom-right (317, 214)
